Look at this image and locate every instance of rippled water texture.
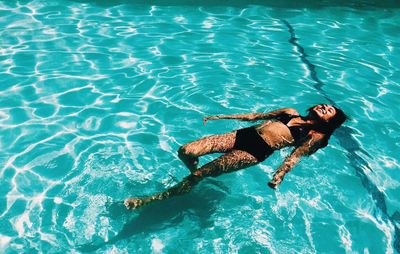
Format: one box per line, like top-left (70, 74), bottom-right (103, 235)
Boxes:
top-left (0, 0), bottom-right (399, 253)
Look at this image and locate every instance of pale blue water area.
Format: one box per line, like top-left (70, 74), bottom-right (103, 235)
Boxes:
top-left (0, 0), bottom-right (399, 253)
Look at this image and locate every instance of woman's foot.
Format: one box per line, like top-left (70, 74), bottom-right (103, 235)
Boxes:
top-left (124, 198), bottom-right (146, 210)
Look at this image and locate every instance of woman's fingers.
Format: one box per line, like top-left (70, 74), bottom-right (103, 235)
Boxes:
top-left (203, 116), bottom-right (218, 125)
top-left (267, 181), bottom-right (278, 189)
top-left (203, 117), bottom-right (208, 126)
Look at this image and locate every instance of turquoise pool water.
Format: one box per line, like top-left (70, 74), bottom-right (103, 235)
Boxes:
top-left (1, 0), bottom-right (399, 253)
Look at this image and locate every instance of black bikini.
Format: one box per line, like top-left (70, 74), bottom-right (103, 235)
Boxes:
top-left (233, 126), bottom-right (273, 162)
top-left (233, 114), bottom-right (309, 162)
top-left (275, 114), bottom-right (310, 143)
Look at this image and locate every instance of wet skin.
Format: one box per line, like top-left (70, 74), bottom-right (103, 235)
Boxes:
top-left (125, 104), bottom-right (337, 210)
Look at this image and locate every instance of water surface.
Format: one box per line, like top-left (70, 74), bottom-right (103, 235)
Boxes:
top-left (0, 0), bottom-right (399, 253)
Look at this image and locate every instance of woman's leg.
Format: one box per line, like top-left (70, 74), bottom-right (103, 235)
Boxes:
top-left (125, 150), bottom-right (259, 210)
top-left (178, 131), bottom-right (236, 173)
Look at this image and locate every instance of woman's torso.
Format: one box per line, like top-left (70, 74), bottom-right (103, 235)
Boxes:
top-left (255, 114), bottom-right (310, 150)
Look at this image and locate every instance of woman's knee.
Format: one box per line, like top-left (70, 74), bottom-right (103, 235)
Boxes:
top-left (178, 144), bottom-right (194, 158)
top-left (193, 166), bottom-right (220, 178)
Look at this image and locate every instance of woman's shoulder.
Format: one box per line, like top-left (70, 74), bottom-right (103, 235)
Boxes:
top-left (279, 107), bottom-right (299, 116)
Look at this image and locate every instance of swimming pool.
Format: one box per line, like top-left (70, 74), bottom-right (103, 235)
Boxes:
top-left (0, 0), bottom-right (399, 253)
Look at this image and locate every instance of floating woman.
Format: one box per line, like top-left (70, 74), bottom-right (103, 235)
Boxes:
top-left (125, 104), bottom-right (347, 210)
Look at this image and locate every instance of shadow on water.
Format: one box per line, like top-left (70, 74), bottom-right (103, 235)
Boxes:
top-left (71, 0), bottom-right (400, 8)
top-left (282, 19), bottom-right (400, 252)
top-left (78, 180), bottom-right (227, 252)
top-left (336, 127), bottom-right (400, 252)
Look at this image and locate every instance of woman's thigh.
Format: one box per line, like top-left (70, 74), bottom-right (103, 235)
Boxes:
top-left (181, 131), bottom-right (237, 157)
top-left (193, 149), bottom-right (259, 177)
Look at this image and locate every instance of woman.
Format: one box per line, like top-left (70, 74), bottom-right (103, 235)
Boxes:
top-left (125, 104), bottom-right (347, 210)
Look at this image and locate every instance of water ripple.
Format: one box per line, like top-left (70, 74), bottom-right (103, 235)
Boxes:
top-left (0, 1), bottom-right (399, 253)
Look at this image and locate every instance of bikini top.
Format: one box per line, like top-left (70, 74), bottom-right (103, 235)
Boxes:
top-left (276, 114), bottom-right (310, 143)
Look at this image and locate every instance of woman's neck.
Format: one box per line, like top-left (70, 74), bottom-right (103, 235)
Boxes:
top-left (292, 115), bottom-right (318, 126)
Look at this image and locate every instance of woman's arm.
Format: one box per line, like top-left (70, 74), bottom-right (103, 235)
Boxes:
top-left (203, 108), bottom-right (298, 124)
top-left (268, 133), bottom-right (324, 189)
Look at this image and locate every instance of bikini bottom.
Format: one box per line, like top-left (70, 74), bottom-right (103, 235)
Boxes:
top-left (233, 126), bottom-right (274, 162)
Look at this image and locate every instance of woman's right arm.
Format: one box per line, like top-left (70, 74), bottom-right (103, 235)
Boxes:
top-left (268, 132), bottom-right (324, 189)
top-left (203, 108), bottom-right (298, 124)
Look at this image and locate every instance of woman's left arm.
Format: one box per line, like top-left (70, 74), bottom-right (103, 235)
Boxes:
top-left (203, 108), bottom-right (298, 125)
top-left (268, 133), bottom-right (324, 189)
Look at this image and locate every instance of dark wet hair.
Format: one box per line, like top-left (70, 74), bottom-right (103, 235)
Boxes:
top-left (306, 105), bottom-right (348, 153)
top-left (328, 106), bottom-right (348, 130)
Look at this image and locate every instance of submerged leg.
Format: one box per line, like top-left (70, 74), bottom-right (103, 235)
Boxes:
top-left (178, 131), bottom-right (236, 173)
top-left (125, 150), bottom-right (259, 210)
top-left (124, 174), bottom-right (202, 209)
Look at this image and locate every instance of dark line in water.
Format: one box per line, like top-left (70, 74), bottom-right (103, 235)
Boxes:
top-left (281, 19), bottom-right (335, 105)
top-left (281, 19), bottom-right (400, 253)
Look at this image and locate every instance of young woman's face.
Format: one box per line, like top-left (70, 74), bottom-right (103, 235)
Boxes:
top-left (312, 104), bottom-right (336, 122)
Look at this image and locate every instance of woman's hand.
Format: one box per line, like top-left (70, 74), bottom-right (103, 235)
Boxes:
top-left (203, 116), bottom-right (219, 125)
top-left (267, 180), bottom-right (278, 189)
